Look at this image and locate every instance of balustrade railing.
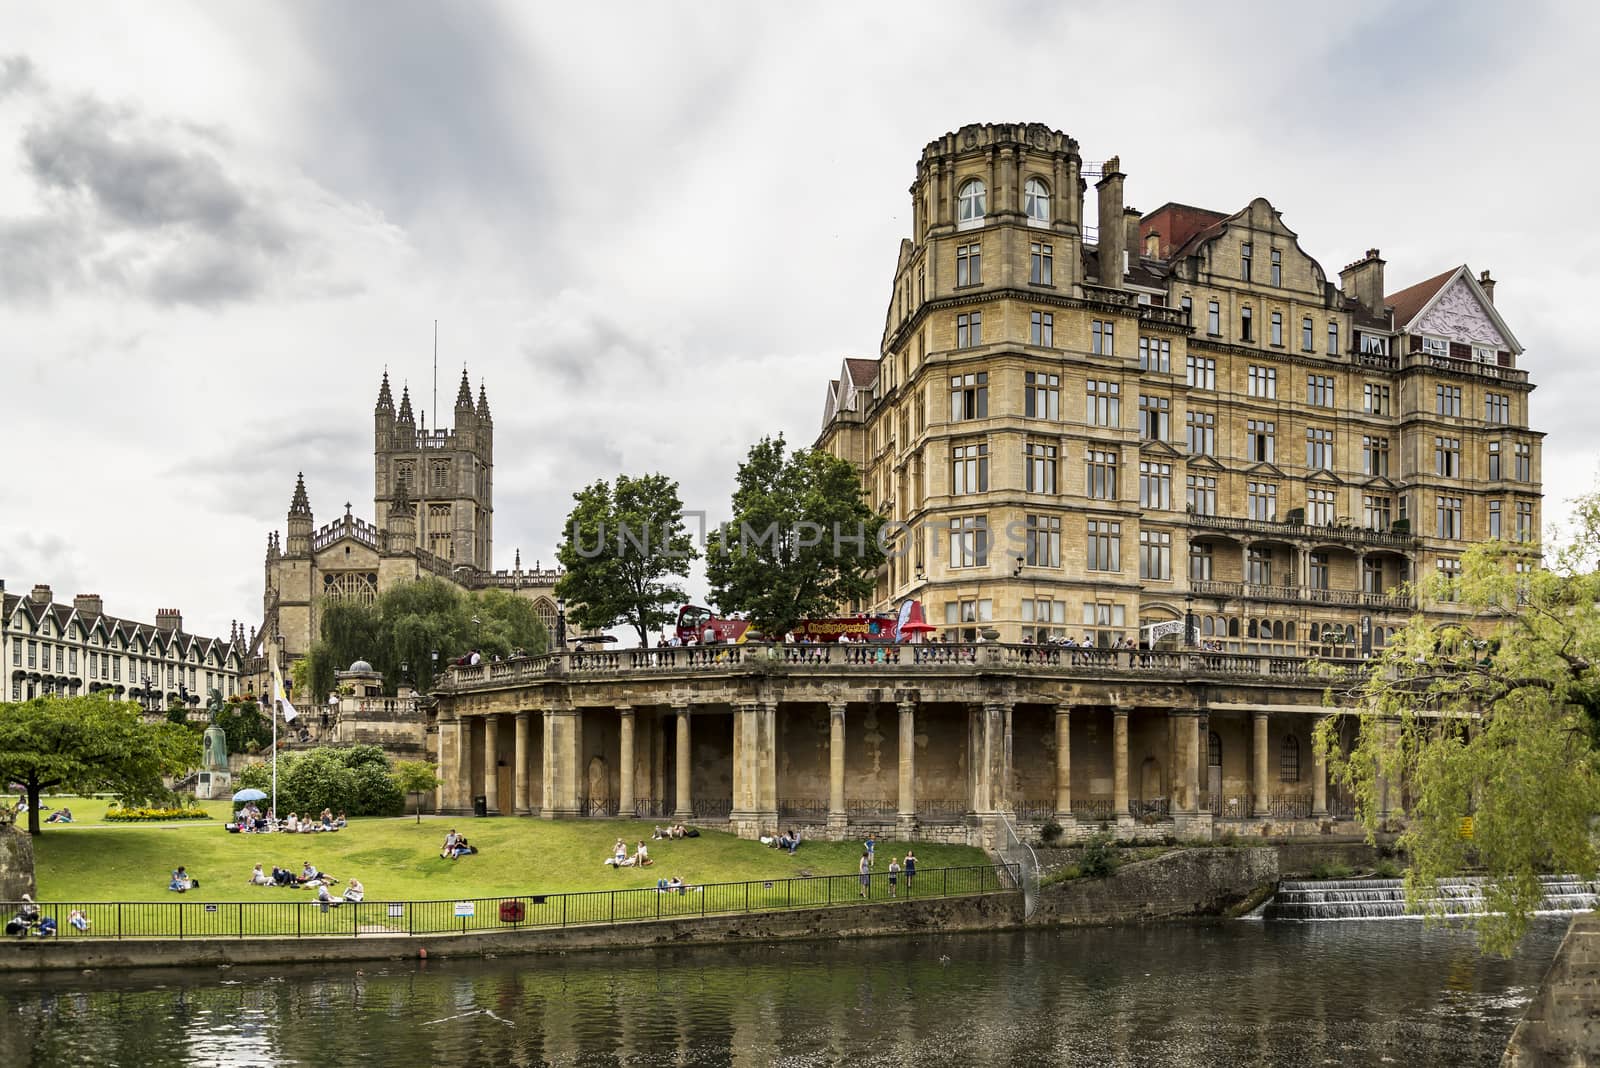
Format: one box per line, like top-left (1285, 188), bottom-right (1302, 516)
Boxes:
top-left (690, 799), bottom-right (732, 819)
top-left (1071, 799), bottom-right (1116, 822)
top-left (846, 798), bottom-right (897, 818)
top-left (1128, 798), bottom-right (1171, 820)
top-left (439, 642), bottom-right (1359, 690)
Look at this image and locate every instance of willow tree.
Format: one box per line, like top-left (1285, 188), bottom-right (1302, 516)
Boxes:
top-left (1320, 490), bottom-right (1600, 955)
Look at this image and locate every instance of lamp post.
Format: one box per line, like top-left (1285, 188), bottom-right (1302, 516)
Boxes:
top-left (1184, 592), bottom-right (1196, 649)
top-left (555, 598), bottom-right (567, 651)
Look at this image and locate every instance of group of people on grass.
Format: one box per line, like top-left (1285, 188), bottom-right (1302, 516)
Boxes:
top-left (651, 824), bottom-right (698, 840)
top-left (439, 830), bottom-right (478, 859)
top-left (245, 862), bottom-right (365, 910)
top-left (605, 839), bottom-right (652, 868)
top-left (858, 837), bottom-right (917, 899)
top-left (232, 805), bottom-right (346, 834)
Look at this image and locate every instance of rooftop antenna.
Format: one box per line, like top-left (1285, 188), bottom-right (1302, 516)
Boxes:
top-left (432, 319), bottom-right (438, 435)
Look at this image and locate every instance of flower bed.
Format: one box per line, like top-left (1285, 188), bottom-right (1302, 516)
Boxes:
top-left (104, 807), bottom-right (214, 822)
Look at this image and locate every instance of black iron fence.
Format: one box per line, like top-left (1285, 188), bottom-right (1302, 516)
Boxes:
top-left (2, 864), bottom-right (1012, 942)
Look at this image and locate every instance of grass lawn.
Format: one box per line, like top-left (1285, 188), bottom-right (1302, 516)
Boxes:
top-left (28, 803), bottom-right (989, 905)
top-left (12, 794), bottom-right (234, 827)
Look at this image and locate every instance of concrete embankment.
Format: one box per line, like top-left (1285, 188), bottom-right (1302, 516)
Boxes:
top-left (1034, 847), bottom-right (1278, 926)
top-left (1503, 912), bottom-right (1600, 1066)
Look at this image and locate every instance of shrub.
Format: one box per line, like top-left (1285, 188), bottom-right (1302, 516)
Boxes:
top-left (1078, 833), bottom-right (1118, 878)
top-left (1040, 820), bottom-right (1064, 846)
top-left (1374, 859), bottom-right (1401, 879)
top-left (1309, 861), bottom-right (1354, 881)
top-left (232, 745), bottom-right (407, 817)
top-left (350, 763), bottom-right (405, 817)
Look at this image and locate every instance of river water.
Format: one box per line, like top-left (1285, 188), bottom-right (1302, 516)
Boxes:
top-left (0, 919), bottom-right (1566, 1067)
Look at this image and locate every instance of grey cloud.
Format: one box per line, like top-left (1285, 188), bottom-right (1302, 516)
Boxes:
top-left (0, 54), bottom-right (36, 97)
top-left (170, 424), bottom-right (371, 522)
top-left (518, 294), bottom-right (665, 387)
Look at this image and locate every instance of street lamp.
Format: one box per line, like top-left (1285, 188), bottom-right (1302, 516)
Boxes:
top-left (555, 598), bottom-right (567, 650)
top-left (1184, 592), bottom-right (1196, 649)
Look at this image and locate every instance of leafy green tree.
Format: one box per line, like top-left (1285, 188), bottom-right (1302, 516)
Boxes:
top-left (393, 760), bottom-right (443, 823)
top-left (556, 473), bottom-right (697, 647)
top-left (0, 695), bottom-right (194, 835)
top-left (212, 695), bottom-right (273, 755)
top-left (233, 744), bottom-right (405, 817)
top-left (706, 435), bottom-right (885, 639)
top-left (299, 578), bottom-right (549, 701)
top-left (1321, 489), bottom-right (1600, 955)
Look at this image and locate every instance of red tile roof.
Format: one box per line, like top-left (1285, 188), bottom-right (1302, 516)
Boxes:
top-left (1385, 266), bottom-right (1461, 329)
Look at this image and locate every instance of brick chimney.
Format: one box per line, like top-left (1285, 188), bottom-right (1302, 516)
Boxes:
top-left (155, 609), bottom-right (182, 632)
top-left (1340, 248), bottom-right (1386, 316)
top-left (73, 593), bottom-right (104, 616)
top-left (1096, 156), bottom-right (1126, 289)
top-left (1478, 269), bottom-right (1496, 304)
top-left (30, 583), bottom-right (52, 605)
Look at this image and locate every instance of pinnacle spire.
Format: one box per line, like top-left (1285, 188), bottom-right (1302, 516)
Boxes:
top-left (397, 384), bottom-right (414, 423)
top-left (289, 473), bottom-right (311, 517)
top-left (476, 380), bottom-right (491, 420)
top-left (455, 366), bottom-right (473, 410)
top-left (376, 369), bottom-right (394, 411)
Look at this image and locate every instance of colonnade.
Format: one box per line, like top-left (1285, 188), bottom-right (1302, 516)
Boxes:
top-left (436, 700), bottom-right (1340, 839)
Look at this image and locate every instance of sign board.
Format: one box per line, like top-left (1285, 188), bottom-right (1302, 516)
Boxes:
top-left (1458, 816), bottom-right (1474, 840)
top-left (388, 904), bottom-right (405, 919)
top-left (204, 904), bottom-right (219, 913)
top-left (763, 882), bottom-right (773, 890)
top-left (453, 901), bottom-right (475, 918)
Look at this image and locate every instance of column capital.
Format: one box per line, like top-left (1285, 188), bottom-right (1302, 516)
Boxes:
top-left (1113, 707), bottom-right (1130, 720)
top-left (515, 709), bottom-right (531, 722)
top-left (828, 699), bottom-right (847, 718)
top-left (616, 704), bottom-right (634, 716)
top-left (897, 697), bottom-right (917, 713)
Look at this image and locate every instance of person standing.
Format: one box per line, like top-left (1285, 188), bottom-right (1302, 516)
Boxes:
top-left (903, 849), bottom-right (917, 892)
top-left (864, 833), bottom-right (876, 870)
top-left (887, 857), bottom-right (900, 898)
top-left (858, 851), bottom-right (871, 898)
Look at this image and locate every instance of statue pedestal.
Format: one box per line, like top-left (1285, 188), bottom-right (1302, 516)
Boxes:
top-left (196, 770), bottom-right (233, 801)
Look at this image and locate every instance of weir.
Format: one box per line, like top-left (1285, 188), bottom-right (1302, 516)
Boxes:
top-left (1263, 875), bottom-right (1598, 921)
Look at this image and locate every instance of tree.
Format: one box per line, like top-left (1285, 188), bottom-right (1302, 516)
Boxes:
top-left (706, 435), bottom-right (885, 639)
top-left (299, 578), bottom-right (549, 701)
top-left (393, 760), bottom-right (443, 823)
top-left (555, 473), bottom-right (696, 646)
top-left (0, 695), bottom-right (194, 835)
top-left (1320, 489), bottom-right (1600, 955)
top-left (233, 744), bottom-right (405, 818)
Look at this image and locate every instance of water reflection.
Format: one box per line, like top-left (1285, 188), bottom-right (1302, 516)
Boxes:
top-left (0, 919), bottom-right (1565, 1067)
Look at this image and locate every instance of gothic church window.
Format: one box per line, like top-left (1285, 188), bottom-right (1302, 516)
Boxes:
top-left (322, 572), bottom-right (379, 604)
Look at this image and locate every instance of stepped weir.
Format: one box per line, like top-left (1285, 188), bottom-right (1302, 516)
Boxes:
top-left (1263, 876), bottom-right (1599, 921)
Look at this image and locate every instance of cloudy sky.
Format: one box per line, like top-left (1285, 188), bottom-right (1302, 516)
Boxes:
top-left (2, 1), bottom-right (1596, 639)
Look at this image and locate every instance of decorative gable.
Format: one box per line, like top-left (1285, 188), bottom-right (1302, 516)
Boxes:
top-left (1413, 275), bottom-right (1511, 349)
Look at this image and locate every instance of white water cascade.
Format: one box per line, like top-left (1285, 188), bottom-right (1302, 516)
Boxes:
top-left (1262, 875), bottom-right (1598, 921)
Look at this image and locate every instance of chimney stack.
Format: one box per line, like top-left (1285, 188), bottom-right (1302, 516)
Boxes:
top-left (1096, 156), bottom-right (1126, 289)
top-left (1340, 248), bottom-right (1386, 316)
top-left (155, 609), bottom-right (182, 633)
top-left (1123, 207), bottom-right (1142, 263)
top-left (1478, 269), bottom-right (1496, 304)
top-left (30, 583), bottom-right (52, 605)
top-left (73, 593), bottom-right (104, 617)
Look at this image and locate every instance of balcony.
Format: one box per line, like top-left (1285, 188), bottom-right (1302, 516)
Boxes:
top-left (1187, 512), bottom-right (1417, 551)
top-left (1190, 578), bottom-right (1411, 611)
top-left (1405, 351), bottom-right (1529, 384)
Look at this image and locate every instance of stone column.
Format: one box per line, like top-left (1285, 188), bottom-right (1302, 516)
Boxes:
top-left (514, 712), bottom-right (532, 815)
top-left (673, 704), bottom-right (692, 821)
top-left (483, 715), bottom-right (500, 815)
top-left (978, 701), bottom-right (1009, 814)
top-left (1311, 714), bottom-right (1329, 818)
top-left (731, 700), bottom-right (777, 839)
top-left (828, 700), bottom-right (847, 834)
top-left (1252, 711), bottom-right (1270, 818)
top-left (456, 714), bottom-right (475, 812)
top-left (618, 706), bottom-right (636, 819)
top-left (1113, 709), bottom-right (1134, 831)
top-left (541, 709), bottom-right (554, 817)
top-left (1052, 705), bottom-right (1073, 821)
top-left (438, 714), bottom-right (463, 811)
top-left (896, 698), bottom-right (917, 837)
top-left (1173, 711), bottom-right (1209, 838)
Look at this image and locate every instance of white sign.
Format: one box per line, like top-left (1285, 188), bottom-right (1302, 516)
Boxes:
top-left (387, 904), bottom-right (405, 919)
top-left (453, 901), bottom-right (475, 918)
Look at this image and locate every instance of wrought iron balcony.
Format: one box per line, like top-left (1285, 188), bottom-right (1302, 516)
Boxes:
top-left (1187, 511), bottom-right (1417, 551)
top-left (1189, 578), bottom-right (1411, 610)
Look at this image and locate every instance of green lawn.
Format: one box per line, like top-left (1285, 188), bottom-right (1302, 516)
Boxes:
top-left (27, 802), bottom-right (988, 905)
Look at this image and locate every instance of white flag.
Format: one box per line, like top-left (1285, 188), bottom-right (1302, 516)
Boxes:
top-left (280, 696), bottom-right (299, 724)
top-left (270, 653), bottom-right (299, 724)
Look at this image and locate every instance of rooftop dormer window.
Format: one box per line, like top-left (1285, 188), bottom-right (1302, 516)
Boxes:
top-left (957, 179), bottom-right (986, 231)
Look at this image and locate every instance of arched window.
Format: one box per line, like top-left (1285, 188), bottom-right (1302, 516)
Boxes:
top-left (957, 179), bottom-right (986, 228)
top-left (1280, 735), bottom-right (1300, 783)
top-left (532, 598), bottom-right (557, 647)
top-left (1023, 178), bottom-right (1050, 224)
top-left (1208, 731), bottom-right (1222, 768)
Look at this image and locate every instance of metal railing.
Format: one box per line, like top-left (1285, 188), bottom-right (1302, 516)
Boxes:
top-left (1, 864), bottom-right (1013, 942)
top-left (777, 798), bottom-right (831, 819)
top-left (1071, 799), bottom-right (1116, 822)
top-left (1268, 795), bottom-right (1314, 819)
top-left (1128, 798), bottom-right (1171, 820)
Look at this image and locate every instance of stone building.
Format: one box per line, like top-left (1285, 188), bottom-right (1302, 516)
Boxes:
top-left (251, 367), bottom-right (562, 686)
top-left (2, 580), bottom-right (246, 708)
top-left (427, 122), bottom-right (1542, 848)
top-left (817, 122), bottom-right (1539, 656)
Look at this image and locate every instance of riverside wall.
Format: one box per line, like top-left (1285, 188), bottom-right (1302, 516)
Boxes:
top-left (1502, 912), bottom-right (1600, 1067)
top-left (1034, 847), bottom-right (1278, 926)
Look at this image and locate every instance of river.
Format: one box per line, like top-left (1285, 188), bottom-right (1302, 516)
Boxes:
top-left (0, 918), bottom-right (1566, 1067)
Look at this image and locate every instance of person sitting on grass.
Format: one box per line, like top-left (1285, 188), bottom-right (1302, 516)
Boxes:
top-left (249, 864), bottom-right (272, 886)
top-left (775, 830), bottom-right (801, 854)
top-left (301, 861), bottom-right (337, 886)
top-left (284, 813), bottom-right (300, 834)
top-left (68, 909), bottom-right (91, 933)
top-left (315, 881), bottom-right (338, 913)
top-left (169, 866), bottom-right (197, 892)
top-left (333, 811), bottom-right (348, 829)
top-left (455, 836), bottom-right (476, 857)
top-left (652, 824), bottom-right (667, 840)
top-left (440, 830), bottom-right (462, 859)
top-left (634, 841), bottom-right (652, 867)
top-left (44, 807), bottom-right (72, 824)
top-left (342, 877), bottom-right (365, 903)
